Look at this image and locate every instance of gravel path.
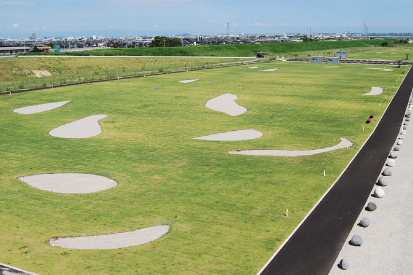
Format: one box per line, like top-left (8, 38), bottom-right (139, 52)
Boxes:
top-left (329, 111), bottom-right (413, 274)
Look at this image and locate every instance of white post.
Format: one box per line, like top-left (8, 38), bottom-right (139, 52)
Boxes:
top-left (324, 170), bottom-right (326, 176)
top-left (286, 209), bottom-right (288, 217)
top-left (363, 127), bottom-right (365, 131)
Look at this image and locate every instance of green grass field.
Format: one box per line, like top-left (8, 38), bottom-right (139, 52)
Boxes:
top-left (0, 61), bottom-right (407, 274)
top-left (347, 46), bottom-right (413, 61)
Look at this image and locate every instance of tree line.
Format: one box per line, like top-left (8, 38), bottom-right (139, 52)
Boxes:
top-left (151, 36), bottom-right (182, 47)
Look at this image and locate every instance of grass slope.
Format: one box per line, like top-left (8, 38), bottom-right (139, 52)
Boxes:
top-left (24, 39), bottom-right (388, 57)
top-left (0, 62), bottom-right (406, 274)
top-left (0, 57), bottom-right (252, 93)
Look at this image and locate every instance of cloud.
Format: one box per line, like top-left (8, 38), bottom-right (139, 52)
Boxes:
top-left (1, 1), bottom-right (34, 6)
top-left (153, 24), bottom-right (158, 28)
top-left (232, 22), bottom-right (239, 27)
top-left (250, 23), bottom-right (264, 26)
top-left (12, 23), bottom-right (19, 28)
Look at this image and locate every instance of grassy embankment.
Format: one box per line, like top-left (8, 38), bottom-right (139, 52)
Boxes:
top-left (0, 61), bottom-right (407, 274)
top-left (0, 57), bottom-right (253, 93)
top-left (1, 39), bottom-right (398, 93)
top-left (24, 39), bottom-right (388, 57)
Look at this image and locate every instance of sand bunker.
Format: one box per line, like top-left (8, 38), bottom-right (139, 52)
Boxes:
top-left (364, 87), bottom-right (383, 96)
top-left (228, 137), bottom-right (352, 156)
top-left (50, 225), bottom-right (169, 249)
top-left (179, 79), bottom-right (199, 83)
top-left (49, 114), bottom-right (107, 138)
top-left (19, 173), bottom-right (117, 193)
top-left (260, 68), bottom-right (279, 72)
top-left (205, 94), bottom-right (247, 116)
top-left (366, 68), bottom-right (393, 71)
top-left (193, 129), bottom-right (263, 141)
top-left (13, 101), bottom-right (71, 114)
top-left (32, 70), bottom-right (52, 77)
top-left (249, 66), bottom-right (259, 68)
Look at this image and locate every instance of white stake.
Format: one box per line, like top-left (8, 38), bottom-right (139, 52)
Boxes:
top-left (286, 209), bottom-right (288, 217)
top-left (363, 127), bottom-right (365, 131)
top-left (324, 170), bottom-right (326, 176)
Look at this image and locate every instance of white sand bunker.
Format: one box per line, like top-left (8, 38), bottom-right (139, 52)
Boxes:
top-left (364, 87), bottom-right (383, 96)
top-left (32, 70), bottom-right (52, 77)
top-left (249, 66), bottom-right (259, 68)
top-left (260, 68), bottom-right (279, 71)
top-left (50, 225), bottom-right (169, 249)
top-left (49, 114), bottom-right (107, 138)
top-left (19, 173), bottom-right (117, 193)
top-left (228, 137), bottom-right (352, 156)
top-left (205, 94), bottom-right (247, 116)
top-left (14, 101), bottom-right (71, 114)
top-left (193, 129), bottom-right (263, 141)
top-left (366, 68), bottom-right (393, 72)
top-left (324, 66), bottom-right (340, 68)
top-left (179, 79), bottom-right (199, 83)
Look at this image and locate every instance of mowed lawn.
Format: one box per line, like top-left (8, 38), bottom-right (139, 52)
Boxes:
top-left (348, 46), bottom-right (413, 61)
top-left (0, 62), bottom-right (406, 274)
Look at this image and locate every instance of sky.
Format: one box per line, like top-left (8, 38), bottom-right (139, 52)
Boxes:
top-left (1, 0), bottom-right (412, 38)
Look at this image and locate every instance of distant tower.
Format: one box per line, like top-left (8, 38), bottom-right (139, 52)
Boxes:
top-left (363, 22), bottom-right (368, 39)
top-left (188, 29), bottom-right (190, 36)
top-left (93, 34), bottom-right (96, 40)
top-left (227, 21), bottom-right (230, 35)
top-left (32, 33), bottom-right (37, 40)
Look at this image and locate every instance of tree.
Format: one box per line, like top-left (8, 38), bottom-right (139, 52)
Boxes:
top-left (151, 36), bottom-right (182, 47)
top-left (303, 35), bottom-right (313, 42)
top-left (396, 60), bottom-right (403, 68)
top-left (32, 45), bottom-right (42, 52)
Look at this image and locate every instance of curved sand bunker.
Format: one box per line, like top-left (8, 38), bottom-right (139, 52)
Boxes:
top-left (19, 173), bottom-right (117, 193)
top-left (13, 101), bottom-right (71, 114)
top-left (205, 94), bottom-right (247, 116)
top-left (179, 79), bottom-right (199, 83)
top-left (49, 114), bottom-right (107, 138)
top-left (50, 225), bottom-right (169, 249)
top-left (193, 129), bottom-right (263, 141)
top-left (260, 68), bottom-right (279, 72)
top-left (249, 66), bottom-right (259, 69)
top-left (364, 87), bottom-right (383, 96)
top-left (228, 137), bottom-right (352, 156)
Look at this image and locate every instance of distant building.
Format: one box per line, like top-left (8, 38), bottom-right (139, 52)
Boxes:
top-left (30, 33), bottom-right (37, 40)
top-left (93, 34), bottom-right (96, 40)
top-left (312, 56), bottom-right (324, 63)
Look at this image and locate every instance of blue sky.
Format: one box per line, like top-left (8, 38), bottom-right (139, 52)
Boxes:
top-left (1, 0), bottom-right (412, 38)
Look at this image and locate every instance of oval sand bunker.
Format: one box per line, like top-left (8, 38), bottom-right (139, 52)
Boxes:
top-left (19, 173), bottom-right (117, 193)
top-left (229, 137), bottom-right (352, 156)
top-left (193, 129), bottom-right (263, 141)
top-left (364, 87), bottom-right (383, 96)
top-left (179, 79), bottom-right (199, 83)
top-left (14, 100), bottom-right (71, 114)
top-left (205, 94), bottom-right (247, 116)
top-left (50, 225), bottom-right (169, 249)
top-left (49, 114), bottom-right (107, 138)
